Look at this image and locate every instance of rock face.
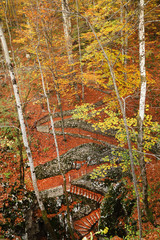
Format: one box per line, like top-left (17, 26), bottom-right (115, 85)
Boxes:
top-left (99, 181), bottom-right (136, 239)
top-left (35, 142), bottom-right (112, 180)
top-left (25, 207), bottom-right (47, 240)
top-left (40, 185), bottom-right (64, 198)
top-left (36, 118), bottom-right (116, 137)
top-left (71, 174), bottom-right (108, 195)
top-left (72, 204), bottom-right (92, 219)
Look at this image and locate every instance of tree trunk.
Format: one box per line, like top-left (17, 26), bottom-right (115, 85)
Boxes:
top-left (121, 0), bottom-right (128, 81)
top-left (16, 128), bottom-right (25, 186)
top-left (138, 0), bottom-right (155, 225)
top-left (85, 18), bottom-right (142, 239)
top-left (36, 48), bottom-right (75, 240)
top-left (42, 26), bottom-right (67, 141)
top-left (61, 0), bottom-right (79, 100)
top-left (56, 90), bottom-right (67, 141)
top-left (76, 0), bottom-right (84, 100)
top-left (62, 0), bottom-right (73, 66)
top-left (0, 22), bottom-right (57, 240)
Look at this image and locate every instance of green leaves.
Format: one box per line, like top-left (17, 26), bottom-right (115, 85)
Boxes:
top-left (3, 171), bottom-right (12, 179)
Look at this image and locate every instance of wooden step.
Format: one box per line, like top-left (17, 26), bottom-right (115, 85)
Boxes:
top-left (74, 208), bottom-right (101, 237)
top-left (67, 184), bottom-right (104, 203)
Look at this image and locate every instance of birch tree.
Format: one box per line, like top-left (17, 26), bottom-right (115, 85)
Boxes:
top-left (61, 0), bottom-right (73, 66)
top-left (121, 0), bottom-right (128, 81)
top-left (41, 20), bottom-right (67, 141)
top-left (36, 47), bottom-right (75, 240)
top-left (0, 21), bottom-right (57, 240)
top-left (61, 0), bottom-right (79, 100)
top-left (34, 5), bottom-right (74, 235)
top-left (137, 0), bottom-right (154, 224)
top-left (76, 0), bottom-right (84, 100)
top-left (72, 12), bottom-right (143, 238)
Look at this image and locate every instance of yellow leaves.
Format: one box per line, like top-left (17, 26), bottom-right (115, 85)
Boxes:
top-left (73, 101), bottom-right (159, 156)
top-left (103, 227), bottom-right (109, 234)
top-left (151, 121), bottom-right (159, 132)
top-left (73, 103), bottom-right (92, 120)
top-left (82, 226), bottom-right (109, 240)
top-left (95, 227), bottom-right (109, 236)
top-left (90, 155), bottom-right (122, 180)
top-left (145, 104), bottom-right (149, 111)
top-left (73, 103), bottom-right (104, 122)
top-left (90, 164), bottom-right (110, 179)
top-left (116, 130), bottom-right (126, 147)
top-left (146, 50), bottom-right (154, 58)
top-left (81, 31), bottom-right (94, 42)
top-left (144, 114), bottom-right (152, 126)
top-left (82, 73), bottom-right (98, 85)
top-left (127, 117), bottom-right (137, 127)
top-left (13, 37), bottom-right (27, 44)
top-left (0, 136), bottom-right (14, 149)
top-left (100, 19), bottom-right (122, 36)
top-left (142, 114), bottom-right (160, 151)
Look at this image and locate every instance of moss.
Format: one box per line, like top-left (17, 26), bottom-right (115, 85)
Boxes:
top-left (35, 143), bottom-right (112, 180)
top-left (99, 181), bottom-right (136, 238)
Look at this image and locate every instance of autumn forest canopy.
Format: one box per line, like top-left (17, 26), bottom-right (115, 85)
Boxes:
top-left (0, 0), bottom-right (160, 239)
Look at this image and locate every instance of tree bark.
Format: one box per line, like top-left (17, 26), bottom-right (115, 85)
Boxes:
top-left (42, 25), bottom-right (67, 141)
top-left (61, 0), bottom-right (73, 66)
top-left (16, 128), bottom-right (25, 186)
top-left (0, 22), bottom-right (57, 240)
top-left (121, 0), bottom-right (128, 81)
top-left (61, 0), bottom-right (79, 100)
top-left (36, 48), bottom-right (75, 240)
top-left (76, 0), bottom-right (84, 100)
top-left (84, 17), bottom-right (142, 239)
top-left (138, 0), bottom-right (155, 225)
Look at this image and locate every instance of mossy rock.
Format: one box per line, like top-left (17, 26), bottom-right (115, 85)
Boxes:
top-left (35, 143), bottom-right (112, 180)
top-left (99, 181), bottom-right (136, 238)
top-left (36, 118), bottom-right (116, 137)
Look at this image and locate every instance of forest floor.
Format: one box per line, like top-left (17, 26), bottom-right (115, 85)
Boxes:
top-left (0, 81), bottom-right (160, 239)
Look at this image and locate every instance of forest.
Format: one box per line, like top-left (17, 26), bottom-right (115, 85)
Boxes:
top-left (0, 0), bottom-right (160, 239)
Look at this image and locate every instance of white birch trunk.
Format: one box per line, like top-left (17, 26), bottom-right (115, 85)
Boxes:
top-left (138, 0), bottom-right (152, 221)
top-left (61, 0), bottom-right (73, 66)
top-left (0, 22), bottom-right (56, 239)
top-left (0, 23), bottom-right (43, 210)
top-left (36, 48), bottom-right (74, 239)
top-left (42, 27), bottom-right (66, 141)
top-left (61, 0), bottom-right (79, 101)
top-left (85, 18), bottom-right (142, 239)
top-left (139, 0), bottom-right (146, 123)
top-left (76, 0), bottom-right (84, 100)
top-left (121, 0), bottom-right (128, 81)
top-left (36, 50), bottom-right (62, 171)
